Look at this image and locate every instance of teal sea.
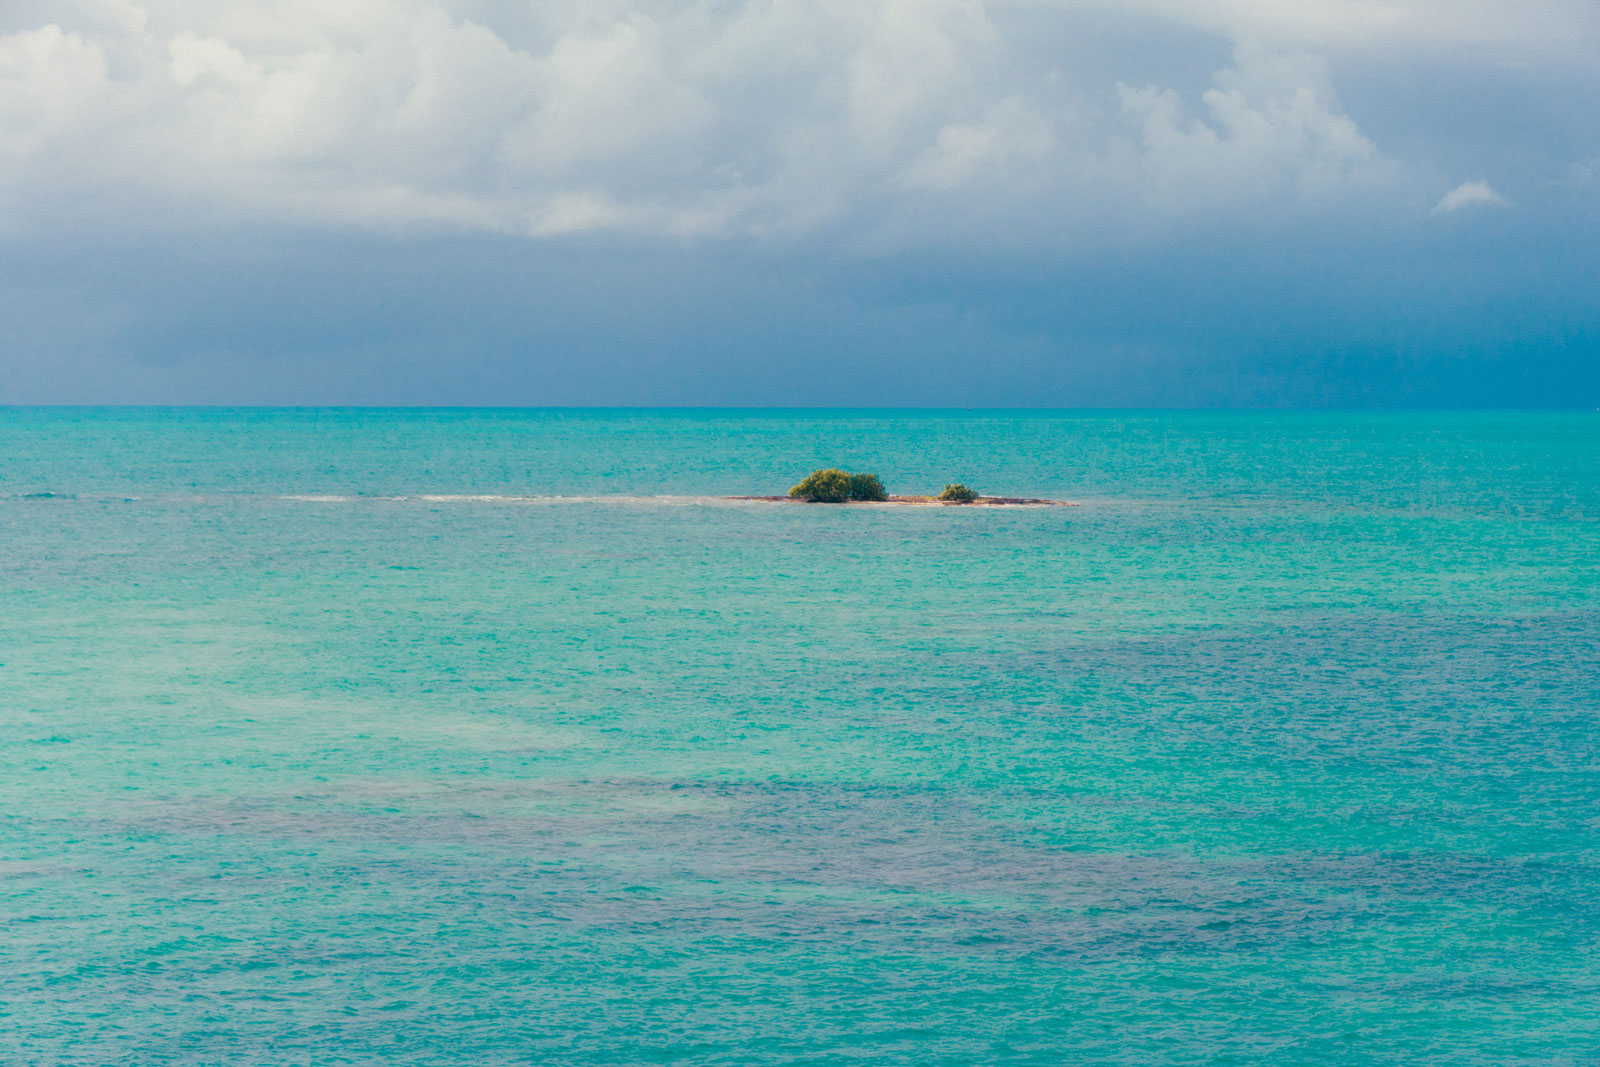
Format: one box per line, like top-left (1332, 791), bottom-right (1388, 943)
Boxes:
top-left (4, 409), bottom-right (1599, 1065)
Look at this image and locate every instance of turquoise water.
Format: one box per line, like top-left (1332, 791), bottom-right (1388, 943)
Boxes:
top-left (3, 409), bottom-right (1598, 1065)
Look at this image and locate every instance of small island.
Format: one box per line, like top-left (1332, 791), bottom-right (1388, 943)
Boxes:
top-left (726, 469), bottom-right (1074, 507)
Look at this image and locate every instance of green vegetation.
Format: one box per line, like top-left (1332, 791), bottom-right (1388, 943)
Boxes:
top-left (786, 470), bottom-right (991, 504)
top-left (939, 483), bottom-right (980, 503)
top-left (789, 468), bottom-right (891, 502)
top-left (847, 472), bottom-right (888, 502)
top-left (789, 468), bottom-right (853, 502)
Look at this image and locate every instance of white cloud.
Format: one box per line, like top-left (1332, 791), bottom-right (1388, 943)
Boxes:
top-left (0, 0), bottom-right (1501, 242)
top-left (1431, 180), bottom-right (1507, 214)
top-left (0, 25), bottom-right (109, 158)
top-left (1114, 45), bottom-right (1382, 214)
top-left (902, 96), bottom-right (1055, 192)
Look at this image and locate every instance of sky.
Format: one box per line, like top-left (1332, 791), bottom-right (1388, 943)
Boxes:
top-left (1, 0), bottom-right (1597, 406)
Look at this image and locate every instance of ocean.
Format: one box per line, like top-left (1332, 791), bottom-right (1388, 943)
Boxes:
top-left (3, 409), bottom-right (1598, 1065)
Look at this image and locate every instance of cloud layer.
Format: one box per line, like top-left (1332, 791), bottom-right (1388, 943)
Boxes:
top-left (1, 1), bottom-right (1596, 406)
top-left (10, 0), bottom-right (1569, 241)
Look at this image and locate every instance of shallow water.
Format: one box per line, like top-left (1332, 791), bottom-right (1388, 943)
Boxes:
top-left (3, 409), bottom-right (1598, 1065)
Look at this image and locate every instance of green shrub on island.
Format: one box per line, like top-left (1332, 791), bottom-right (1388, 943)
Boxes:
top-left (848, 472), bottom-right (888, 502)
top-left (939, 483), bottom-right (980, 503)
top-left (789, 468), bottom-right (853, 502)
top-left (789, 469), bottom-right (892, 502)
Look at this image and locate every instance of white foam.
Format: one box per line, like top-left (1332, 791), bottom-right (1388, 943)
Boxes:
top-left (414, 494), bottom-right (534, 502)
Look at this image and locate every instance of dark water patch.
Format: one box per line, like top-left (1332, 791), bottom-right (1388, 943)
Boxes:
top-left (997, 609), bottom-right (1600, 763)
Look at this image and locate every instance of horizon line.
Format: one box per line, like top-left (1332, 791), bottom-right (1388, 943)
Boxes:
top-left (3, 404), bottom-right (1597, 414)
